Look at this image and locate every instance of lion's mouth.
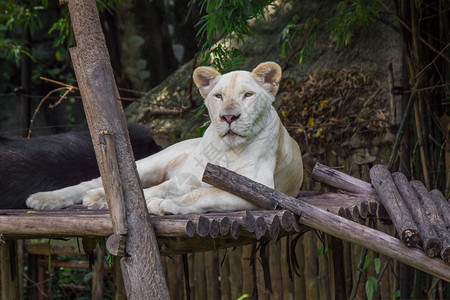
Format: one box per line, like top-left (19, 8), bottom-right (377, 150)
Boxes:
top-left (223, 129), bottom-right (244, 138)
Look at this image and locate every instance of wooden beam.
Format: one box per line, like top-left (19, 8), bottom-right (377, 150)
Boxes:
top-left (202, 163), bottom-right (450, 281)
top-left (65, 0), bottom-right (169, 297)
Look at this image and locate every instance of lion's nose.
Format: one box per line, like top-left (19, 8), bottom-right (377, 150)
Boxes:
top-left (221, 114), bottom-right (240, 124)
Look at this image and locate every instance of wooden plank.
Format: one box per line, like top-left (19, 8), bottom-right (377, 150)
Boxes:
top-left (202, 163), bottom-right (450, 281)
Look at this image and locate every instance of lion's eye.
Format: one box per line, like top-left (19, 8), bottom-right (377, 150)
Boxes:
top-left (214, 93), bottom-right (223, 100)
top-left (244, 92), bottom-right (254, 98)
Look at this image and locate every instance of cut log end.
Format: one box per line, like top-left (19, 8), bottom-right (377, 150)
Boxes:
top-left (442, 247), bottom-right (450, 265)
top-left (186, 220), bottom-right (196, 238)
top-left (197, 216), bottom-right (210, 237)
top-left (106, 234), bottom-right (127, 256)
top-left (423, 238), bottom-right (442, 258)
top-left (401, 229), bottom-right (420, 247)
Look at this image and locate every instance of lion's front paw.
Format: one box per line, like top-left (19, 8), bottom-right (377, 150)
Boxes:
top-left (82, 188), bottom-right (108, 209)
top-left (147, 197), bottom-right (200, 215)
top-left (147, 198), bottom-right (165, 215)
top-left (26, 191), bottom-right (73, 210)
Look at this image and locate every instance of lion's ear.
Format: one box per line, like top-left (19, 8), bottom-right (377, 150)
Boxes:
top-left (251, 62), bottom-right (282, 96)
top-left (193, 67), bottom-right (221, 98)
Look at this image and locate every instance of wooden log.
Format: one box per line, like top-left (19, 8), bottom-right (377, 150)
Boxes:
top-left (250, 211), bottom-right (281, 239)
top-left (230, 220), bottom-right (240, 239)
top-left (197, 216), bottom-right (211, 237)
top-left (369, 165), bottom-right (420, 246)
top-left (66, 0), bottom-right (169, 296)
top-left (280, 211), bottom-right (294, 231)
top-left (359, 201), bottom-right (369, 218)
top-left (98, 132), bottom-right (127, 235)
top-left (312, 163), bottom-right (377, 196)
top-left (202, 163), bottom-right (450, 281)
top-left (268, 215), bottom-right (281, 240)
top-left (430, 189), bottom-right (450, 227)
top-left (106, 234), bottom-right (127, 256)
top-left (376, 204), bottom-right (391, 224)
top-left (219, 217), bottom-right (231, 236)
top-left (0, 212), bottom-right (195, 238)
top-left (243, 211), bottom-right (256, 233)
top-left (411, 181), bottom-right (450, 264)
top-left (392, 172), bottom-right (442, 257)
top-left (209, 219), bottom-right (220, 238)
top-left (254, 216), bottom-right (267, 240)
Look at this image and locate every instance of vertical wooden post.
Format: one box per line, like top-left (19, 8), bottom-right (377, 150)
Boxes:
top-left (92, 245), bottom-right (105, 300)
top-left (0, 239), bottom-right (21, 300)
top-left (63, 0), bottom-right (169, 298)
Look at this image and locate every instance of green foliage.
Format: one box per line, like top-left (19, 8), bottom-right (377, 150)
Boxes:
top-left (194, 0), bottom-right (276, 72)
top-left (0, 0), bottom-right (46, 66)
top-left (316, 245), bottom-right (327, 257)
top-left (362, 252), bottom-right (381, 300)
top-left (365, 275), bottom-right (378, 300)
top-left (327, 0), bottom-right (379, 48)
top-left (0, 0), bottom-right (47, 33)
top-left (374, 257), bottom-right (380, 274)
top-left (208, 44), bottom-right (245, 74)
top-left (279, 1), bottom-right (379, 65)
top-left (279, 15), bottom-right (318, 64)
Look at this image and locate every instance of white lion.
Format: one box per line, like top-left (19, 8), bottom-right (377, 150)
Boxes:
top-left (26, 62), bottom-right (303, 215)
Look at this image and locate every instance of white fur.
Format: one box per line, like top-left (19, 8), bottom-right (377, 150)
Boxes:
top-left (26, 62), bottom-right (303, 214)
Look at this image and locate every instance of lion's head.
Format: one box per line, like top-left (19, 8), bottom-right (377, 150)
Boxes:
top-left (193, 62), bottom-right (282, 147)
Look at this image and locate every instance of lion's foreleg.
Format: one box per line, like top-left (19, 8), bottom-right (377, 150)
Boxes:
top-left (147, 187), bottom-right (257, 215)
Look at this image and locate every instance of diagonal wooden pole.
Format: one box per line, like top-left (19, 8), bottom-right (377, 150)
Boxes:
top-left (63, 0), bottom-right (169, 298)
top-left (202, 163), bottom-right (450, 281)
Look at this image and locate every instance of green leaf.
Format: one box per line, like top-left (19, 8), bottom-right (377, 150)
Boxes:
top-left (374, 257), bottom-right (381, 274)
top-left (363, 251), bottom-right (372, 270)
top-left (365, 276), bottom-right (378, 300)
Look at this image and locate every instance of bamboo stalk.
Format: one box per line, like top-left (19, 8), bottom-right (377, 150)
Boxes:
top-left (413, 102), bottom-right (431, 188)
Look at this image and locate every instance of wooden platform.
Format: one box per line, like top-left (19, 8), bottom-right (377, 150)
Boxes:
top-left (0, 192), bottom-right (383, 255)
